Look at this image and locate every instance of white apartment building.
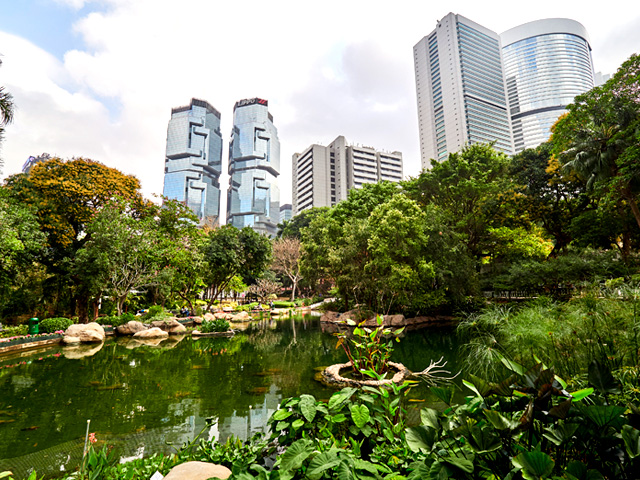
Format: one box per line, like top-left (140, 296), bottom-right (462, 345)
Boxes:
top-left (292, 136), bottom-right (403, 215)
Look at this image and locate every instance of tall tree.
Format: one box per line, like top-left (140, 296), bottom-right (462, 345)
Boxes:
top-left (271, 237), bottom-right (303, 300)
top-left (0, 59), bottom-right (14, 176)
top-left (5, 157), bottom-right (147, 320)
top-left (553, 54), bottom-right (640, 231)
top-left (200, 225), bottom-right (271, 309)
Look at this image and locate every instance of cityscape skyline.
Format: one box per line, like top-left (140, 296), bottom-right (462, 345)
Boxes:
top-left (0, 1), bottom-right (638, 214)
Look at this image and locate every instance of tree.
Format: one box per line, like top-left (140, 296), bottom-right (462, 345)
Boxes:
top-left (4, 157), bottom-right (147, 320)
top-left (247, 278), bottom-right (282, 304)
top-left (74, 200), bottom-right (162, 316)
top-left (277, 207), bottom-right (329, 239)
top-left (0, 187), bottom-right (46, 317)
top-left (0, 59), bottom-right (14, 176)
top-left (272, 237), bottom-right (303, 300)
top-left (200, 225), bottom-right (271, 309)
top-left (404, 143), bottom-right (512, 263)
top-left (553, 54), bottom-right (640, 231)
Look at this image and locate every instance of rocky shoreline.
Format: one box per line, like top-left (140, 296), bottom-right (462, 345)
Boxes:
top-left (319, 310), bottom-right (457, 329)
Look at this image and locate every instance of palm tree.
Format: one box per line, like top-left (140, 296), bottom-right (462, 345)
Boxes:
top-left (0, 58), bottom-right (15, 176)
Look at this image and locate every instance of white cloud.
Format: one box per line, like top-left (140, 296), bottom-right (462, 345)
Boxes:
top-left (1, 0), bottom-right (640, 208)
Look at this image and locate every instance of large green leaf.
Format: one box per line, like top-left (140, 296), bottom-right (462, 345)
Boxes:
top-left (569, 388), bottom-right (594, 401)
top-left (483, 409), bottom-right (518, 431)
top-left (300, 394), bottom-right (317, 423)
top-left (579, 405), bottom-right (626, 429)
top-left (279, 438), bottom-right (314, 472)
top-left (430, 387), bottom-right (454, 405)
top-left (405, 426), bottom-right (437, 453)
top-left (442, 455), bottom-right (474, 473)
top-left (564, 461), bottom-right (605, 480)
top-left (468, 425), bottom-right (502, 454)
top-left (349, 404), bottom-right (370, 429)
top-left (512, 451), bottom-right (555, 480)
top-left (622, 424), bottom-right (640, 458)
top-left (588, 360), bottom-right (621, 395)
top-left (420, 408), bottom-right (440, 431)
top-left (273, 409), bottom-right (292, 421)
top-left (542, 423), bottom-right (579, 446)
top-left (494, 351), bottom-right (525, 375)
top-left (328, 388), bottom-right (357, 411)
top-left (307, 451), bottom-right (341, 480)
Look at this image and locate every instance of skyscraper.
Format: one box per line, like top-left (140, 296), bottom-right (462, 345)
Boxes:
top-left (227, 98), bottom-right (280, 237)
top-left (292, 135), bottom-right (403, 215)
top-left (162, 98), bottom-right (223, 225)
top-left (414, 13), bottom-right (513, 169)
top-left (501, 19), bottom-right (595, 153)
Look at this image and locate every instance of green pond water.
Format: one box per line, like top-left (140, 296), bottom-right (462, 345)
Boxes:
top-left (0, 315), bottom-right (462, 478)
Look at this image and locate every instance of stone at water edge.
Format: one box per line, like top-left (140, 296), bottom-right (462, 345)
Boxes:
top-left (150, 319), bottom-right (187, 334)
top-left (163, 461), bottom-right (231, 480)
top-left (63, 322), bottom-right (105, 343)
top-left (203, 312), bottom-right (215, 321)
top-left (231, 311), bottom-right (250, 322)
top-left (116, 320), bottom-right (146, 336)
top-left (133, 327), bottom-right (168, 339)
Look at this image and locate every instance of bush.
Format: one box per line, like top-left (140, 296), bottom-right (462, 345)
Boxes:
top-left (95, 313), bottom-right (135, 327)
top-left (273, 301), bottom-right (296, 308)
top-left (143, 305), bottom-right (164, 319)
top-left (199, 318), bottom-right (230, 333)
top-left (0, 324), bottom-right (28, 338)
top-left (40, 317), bottom-right (73, 333)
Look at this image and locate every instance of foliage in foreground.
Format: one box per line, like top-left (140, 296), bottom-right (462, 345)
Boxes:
top-left (10, 356), bottom-right (640, 480)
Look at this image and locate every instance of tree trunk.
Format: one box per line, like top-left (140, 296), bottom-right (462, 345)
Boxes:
top-left (117, 295), bottom-right (127, 316)
top-left (621, 184), bottom-right (640, 231)
top-left (290, 278), bottom-right (297, 301)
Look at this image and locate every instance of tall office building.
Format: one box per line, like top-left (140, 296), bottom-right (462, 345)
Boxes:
top-left (162, 98), bottom-right (223, 225)
top-left (501, 19), bottom-right (595, 152)
top-left (414, 13), bottom-right (513, 169)
top-left (292, 135), bottom-right (403, 215)
top-left (227, 98), bottom-right (280, 237)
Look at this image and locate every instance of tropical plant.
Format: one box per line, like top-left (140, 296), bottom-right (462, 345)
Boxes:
top-left (334, 315), bottom-right (404, 378)
top-left (199, 318), bottom-right (231, 333)
top-left (39, 317), bottom-right (73, 333)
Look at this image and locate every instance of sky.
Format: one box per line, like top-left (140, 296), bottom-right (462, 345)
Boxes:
top-left (1, 0), bottom-right (639, 213)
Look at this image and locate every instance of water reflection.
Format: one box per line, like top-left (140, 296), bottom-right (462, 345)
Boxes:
top-left (0, 315), bottom-right (460, 478)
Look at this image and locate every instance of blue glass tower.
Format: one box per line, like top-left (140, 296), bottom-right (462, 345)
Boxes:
top-left (162, 98), bottom-right (223, 225)
top-left (226, 98), bottom-right (280, 237)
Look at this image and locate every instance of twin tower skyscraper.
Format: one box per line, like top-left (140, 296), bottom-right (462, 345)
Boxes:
top-left (162, 97), bottom-right (280, 236)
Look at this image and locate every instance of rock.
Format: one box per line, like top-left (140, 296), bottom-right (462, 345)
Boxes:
top-left (64, 323), bottom-right (105, 343)
top-left (133, 327), bottom-right (168, 339)
top-left (231, 311), bottom-right (251, 322)
top-left (215, 312), bottom-right (233, 320)
top-left (63, 342), bottom-right (103, 359)
top-left (384, 314), bottom-right (406, 327)
top-left (164, 461), bottom-right (231, 480)
top-left (116, 321), bottom-right (146, 336)
top-left (320, 311), bottom-right (340, 323)
top-left (125, 337), bottom-right (166, 348)
top-left (62, 336), bottom-right (81, 345)
top-left (191, 316), bottom-right (203, 325)
top-left (341, 309), bottom-right (373, 324)
top-left (203, 313), bottom-right (215, 321)
top-left (151, 319), bottom-right (187, 334)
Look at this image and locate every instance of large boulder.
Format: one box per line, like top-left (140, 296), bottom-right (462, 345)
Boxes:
top-left (63, 323), bottom-right (105, 344)
top-left (320, 311), bottom-right (340, 323)
top-left (116, 321), bottom-right (146, 336)
top-left (133, 327), bottom-right (168, 339)
top-left (164, 461), bottom-right (231, 480)
top-left (230, 311), bottom-right (251, 322)
top-left (203, 312), bottom-right (215, 321)
top-left (383, 314), bottom-right (406, 327)
top-left (214, 311), bottom-right (233, 320)
top-left (151, 319), bottom-right (187, 334)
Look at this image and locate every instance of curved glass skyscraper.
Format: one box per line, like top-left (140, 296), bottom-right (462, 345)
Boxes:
top-left (163, 98), bottom-right (223, 226)
top-left (501, 19), bottom-right (595, 152)
top-left (226, 98), bottom-right (280, 237)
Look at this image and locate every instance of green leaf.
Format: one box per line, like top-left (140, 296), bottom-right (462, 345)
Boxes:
top-left (300, 394), bottom-right (317, 423)
top-left (430, 387), bottom-right (454, 405)
top-left (350, 404), bottom-right (370, 429)
top-left (543, 423), bottom-right (579, 446)
top-left (279, 438), bottom-right (314, 472)
top-left (328, 388), bottom-right (357, 411)
top-left (463, 379), bottom-right (483, 398)
top-left (332, 414), bottom-right (347, 423)
top-left (292, 419), bottom-right (305, 429)
top-left (0, 473), bottom-right (14, 479)
top-left (468, 425), bottom-right (502, 454)
top-left (579, 405), bottom-right (626, 428)
top-left (383, 427), bottom-right (395, 442)
top-left (512, 451), bottom-right (555, 480)
top-left (442, 455), bottom-right (474, 473)
top-left (564, 461), bottom-right (605, 480)
top-left (307, 451), bottom-right (341, 480)
top-left (420, 408), bottom-right (440, 431)
top-left (273, 409), bottom-right (292, 421)
top-left (483, 409), bottom-right (518, 431)
top-left (569, 388), bottom-right (594, 401)
top-left (405, 426), bottom-right (437, 452)
top-left (495, 351), bottom-right (525, 375)
top-left (622, 425), bottom-right (640, 458)
top-left (588, 360), bottom-right (621, 395)
top-left (275, 421), bottom-right (290, 431)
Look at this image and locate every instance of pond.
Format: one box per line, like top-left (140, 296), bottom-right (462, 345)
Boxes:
top-left (0, 315), bottom-right (463, 478)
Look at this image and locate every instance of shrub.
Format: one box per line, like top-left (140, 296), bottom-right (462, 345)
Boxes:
top-left (199, 318), bottom-right (230, 333)
top-left (40, 317), bottom-right (73, 333)
top-left (0, 324), bottom-right (28, 338)
top-left (144, 305), bottom-right (164, 319)
top-left (273, 301), bottom-right (296, 308)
